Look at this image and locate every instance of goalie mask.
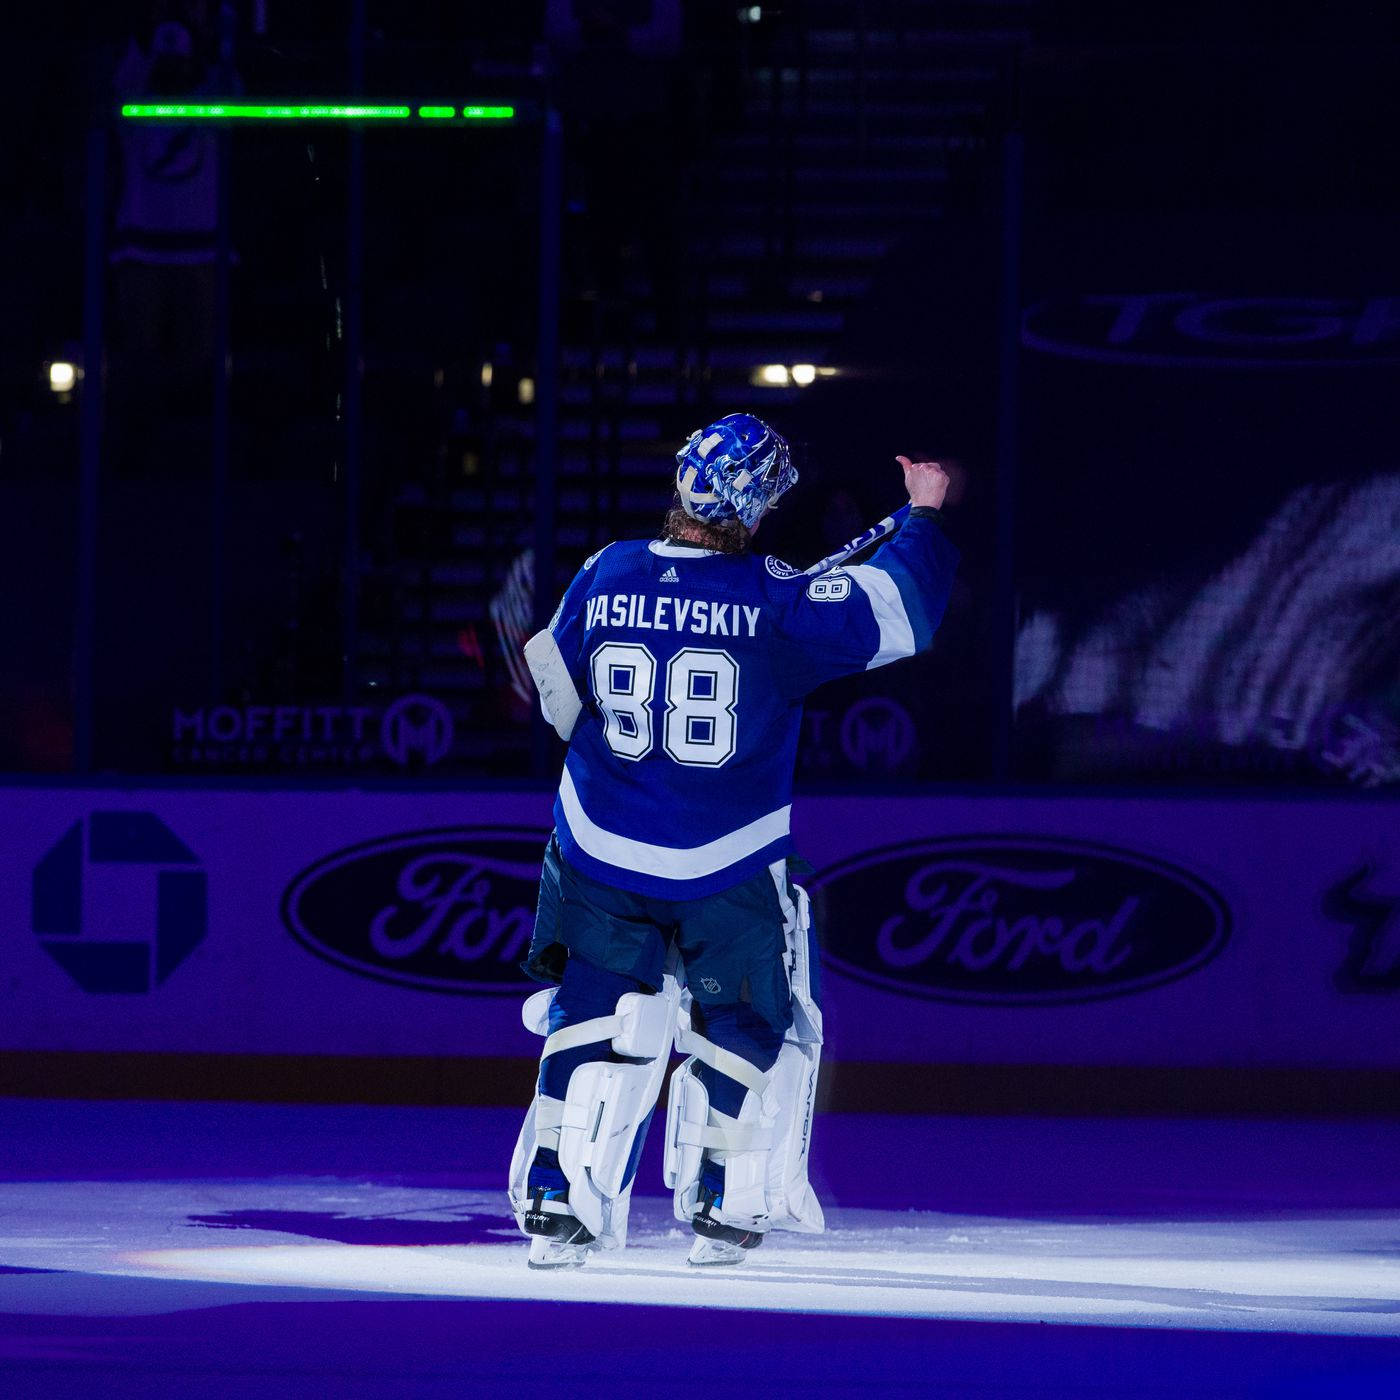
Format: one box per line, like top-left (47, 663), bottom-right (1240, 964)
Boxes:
top-left (674, 413), bottom-right (797, 531)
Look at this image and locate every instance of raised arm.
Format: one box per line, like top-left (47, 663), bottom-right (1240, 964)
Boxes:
top-left (769, 457), bottom-right (960, 698)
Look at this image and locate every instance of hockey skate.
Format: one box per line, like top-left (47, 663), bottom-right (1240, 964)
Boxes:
top-left (527, 1229), bottom-right (595, 1270)
top-left (687, 1175), bottom-right (764, 1267)
top-left (687, 1233), bottom-right (755, 1267)
top-left (522, 1176), bottom-right (597, 1270)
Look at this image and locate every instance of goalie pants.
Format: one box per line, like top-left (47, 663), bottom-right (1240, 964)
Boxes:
top-left (524, 834), bottom-right (819, 1125)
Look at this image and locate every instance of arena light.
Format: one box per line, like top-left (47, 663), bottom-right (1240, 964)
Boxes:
top-left (481, 362), bottom-right (494, 388)
top-left (418, 106), bottom-right (456, 120)
top-left (518, 377), bottom-right (535, 405)
top-left (751, 364), bottom-right (835, 388)
top-left (48, 361), bottom-right (77, 393)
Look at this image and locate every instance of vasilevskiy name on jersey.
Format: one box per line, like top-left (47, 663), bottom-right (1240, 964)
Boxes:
top-left (543, 515), bottom-right (959, 899)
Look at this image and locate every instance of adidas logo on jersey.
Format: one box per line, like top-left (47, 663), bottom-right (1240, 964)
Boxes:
top-left (659, 566), bottom-right (679, 583)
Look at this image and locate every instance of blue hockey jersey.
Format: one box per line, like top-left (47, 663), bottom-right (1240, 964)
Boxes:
top-left (543, 513), bottom-right (959, 898)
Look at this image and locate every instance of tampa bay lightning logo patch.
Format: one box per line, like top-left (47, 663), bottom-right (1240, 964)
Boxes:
top-left (764, 555), bottom-right (800, 580)
top-left (583, 544), bottom-right (612, 571)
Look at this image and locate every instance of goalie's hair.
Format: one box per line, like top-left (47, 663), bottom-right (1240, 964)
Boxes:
top-left (662, 504), bottom-right (752, 555)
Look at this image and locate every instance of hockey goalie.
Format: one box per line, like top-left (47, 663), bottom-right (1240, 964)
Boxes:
top-left (510, 413), bottom-right (958, 1267)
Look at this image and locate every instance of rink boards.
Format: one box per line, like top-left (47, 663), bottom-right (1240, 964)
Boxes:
top-left (0, 782), bottom-right (1397, 1091)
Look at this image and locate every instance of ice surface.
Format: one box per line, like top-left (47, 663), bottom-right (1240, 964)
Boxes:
top-left (2, 1103), bottom-right (1400, 1396)
top-left (1, 1179), bottom-right (1397, 1337)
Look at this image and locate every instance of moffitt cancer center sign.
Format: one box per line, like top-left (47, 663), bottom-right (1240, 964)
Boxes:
top-left (171, 695), bottom-right (455, 769)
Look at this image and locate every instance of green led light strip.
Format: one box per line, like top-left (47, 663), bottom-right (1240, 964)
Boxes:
top-left (121, 104), bottom-right (409, 120)
top-left (120, 102), bottom-right (517, 123)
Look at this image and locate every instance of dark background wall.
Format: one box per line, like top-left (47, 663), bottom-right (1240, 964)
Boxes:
top-left (0, 0), bottom-right (1395, 792)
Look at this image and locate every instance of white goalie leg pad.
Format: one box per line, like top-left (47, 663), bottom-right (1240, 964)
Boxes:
top-left (776, 869), bottom-right (822, 1047)
top-left (663, 861), bottom-right (825, 1235)
top-left (758, 1036), bottom-right (823, 1231)
top-left (664, 1037), bottom-right (774, 1224)
top-left (509, 975), bottom-right (680, 1250)
top-left (662, 1057), bottom-right (710, 1220)
top-left (665, 1031), bottom-right (823, 1234)
top-left (508, 987), bottom-right (566, 1230)
top-left (509, 988), bottom-right (565, 1240)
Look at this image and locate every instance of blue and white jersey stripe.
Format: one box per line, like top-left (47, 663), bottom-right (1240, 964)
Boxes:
top-left (845, 564), bottom-right (918, 667)
top-left (557, 768), bottom-right (791, 886)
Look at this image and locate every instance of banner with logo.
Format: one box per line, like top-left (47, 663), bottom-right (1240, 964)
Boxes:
top-left (1015, 196), bottom-right (1400, 792)
top-left (168, 694), bottom-right (463, 773)
top-left (0, 784), bottom-right (1396, 1067)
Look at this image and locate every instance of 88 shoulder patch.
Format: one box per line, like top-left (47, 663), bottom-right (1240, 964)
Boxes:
top-left (807, 570), bottom-right (852, 601)
top-left (764, 555), bottom-right (800, 580)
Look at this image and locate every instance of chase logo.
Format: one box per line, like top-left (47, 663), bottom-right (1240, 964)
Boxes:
top-left (31, 813), bottom-right (207, 994)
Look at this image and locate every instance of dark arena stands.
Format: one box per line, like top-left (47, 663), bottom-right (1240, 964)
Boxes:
top-left (1, 2), bottom-right (1398, 1394)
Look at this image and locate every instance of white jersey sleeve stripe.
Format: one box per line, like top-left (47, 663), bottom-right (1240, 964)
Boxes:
top-left (559, 767), bottom-right (790, 882)
top-left (846, 563), bottom-right (917, 668)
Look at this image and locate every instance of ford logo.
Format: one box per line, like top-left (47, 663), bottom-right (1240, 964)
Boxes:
top-left (809, 836), bottom-right (1230, 1005)
top-left (281, 827), bottom-right (548, 994)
